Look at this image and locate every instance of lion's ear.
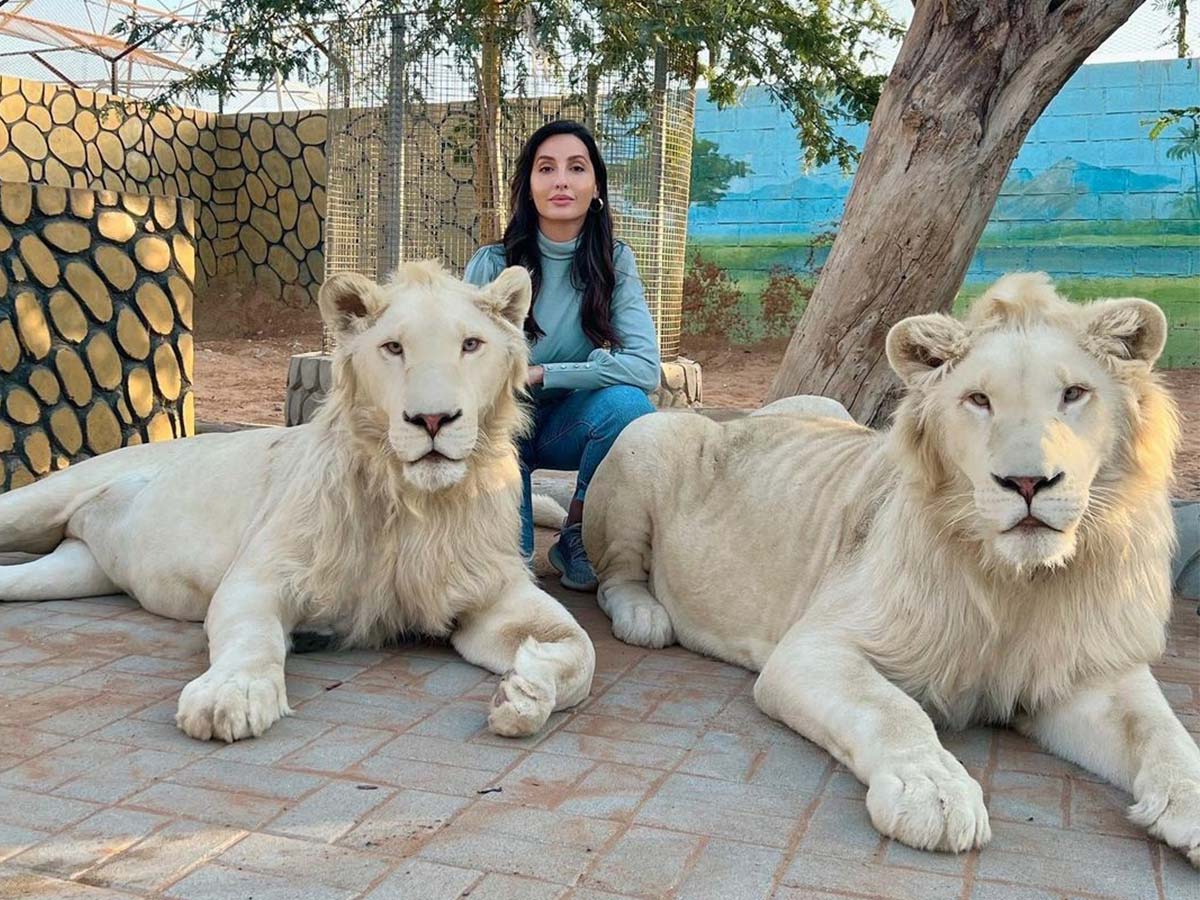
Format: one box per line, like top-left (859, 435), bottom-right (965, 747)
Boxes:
top-left (478, 266), bottom-right (532, 328)
top-left (886, 314), bottom-right (970, 384)
top-left (1082, 298), bottom-right (1166, 367)
top-left (318, 273), bottom-right (383, 338)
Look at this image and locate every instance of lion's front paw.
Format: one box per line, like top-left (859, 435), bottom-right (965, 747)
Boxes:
top-left (487, 671), bottom-right (553, 738)
top-left (1130, 777), bottom-right (1200, 869)
top-left (176, 665), bottom-right (291, 742)
top-left (867, 752), bottom-right (991, 853)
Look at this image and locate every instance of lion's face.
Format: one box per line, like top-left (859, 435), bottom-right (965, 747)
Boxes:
top-left (319, 263), bottom-right (530, 493)
top-left (887, 274), bottom-right (1169, 572)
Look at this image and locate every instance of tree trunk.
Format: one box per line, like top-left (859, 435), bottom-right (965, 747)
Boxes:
top-left (1177, 0), bottom-right (1189, 58)
top-left (767, 0), bottom-right (1146, 424)
top-left (475, 0), bottom-right (504, 245)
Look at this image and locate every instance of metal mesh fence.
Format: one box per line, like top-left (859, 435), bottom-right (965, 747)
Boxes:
top-left (324, 14), bottom-right (694, 360)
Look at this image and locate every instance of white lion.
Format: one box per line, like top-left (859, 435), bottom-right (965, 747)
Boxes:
top-left (584, 273), bottom-right (1200, 866)
top-left (0, 262), bottom-right (595, 743)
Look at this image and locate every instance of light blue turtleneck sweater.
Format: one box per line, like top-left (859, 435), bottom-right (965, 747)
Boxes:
top-left (464, 232), bottom-right (661, 399)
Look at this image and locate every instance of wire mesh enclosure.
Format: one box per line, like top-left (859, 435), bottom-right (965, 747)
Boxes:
top-left (323, 14), bottom-right (694, 360)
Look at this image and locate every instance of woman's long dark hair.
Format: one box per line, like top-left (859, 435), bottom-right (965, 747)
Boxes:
top-left (503, 120), bottom-right (620, 348)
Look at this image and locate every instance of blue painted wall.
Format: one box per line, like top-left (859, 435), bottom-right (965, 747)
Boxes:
top-left (688, 59), bottom-right (1200, 281)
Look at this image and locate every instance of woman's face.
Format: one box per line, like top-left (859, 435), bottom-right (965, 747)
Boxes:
top-left (529, 134), bottom-right (598, 234)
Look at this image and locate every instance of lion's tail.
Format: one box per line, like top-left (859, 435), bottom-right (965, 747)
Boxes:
top-left (0, 460), bottom-right (115, 553)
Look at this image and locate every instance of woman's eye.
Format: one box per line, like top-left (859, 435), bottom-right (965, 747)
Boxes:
top-left (1063, 385), bottom-right (1088, 404)
top-left (462, 337), bottom-right (483, 353)
top-left (966, 392), bottom-right (990, 410)
top-left (382, 341), bottom-right (404, 356)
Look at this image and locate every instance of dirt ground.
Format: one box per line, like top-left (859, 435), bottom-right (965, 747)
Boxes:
top-left (193, 332), bottom-right (1200, 499)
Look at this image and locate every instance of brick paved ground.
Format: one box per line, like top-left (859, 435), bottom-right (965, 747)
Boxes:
top-left (0, 544), bottom-right (1196, 899)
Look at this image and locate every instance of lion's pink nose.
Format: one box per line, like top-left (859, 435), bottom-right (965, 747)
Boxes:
top-left (404, 410), bottom-right (462, 437)
top-left (992, 472), bottom-right (1063, 504)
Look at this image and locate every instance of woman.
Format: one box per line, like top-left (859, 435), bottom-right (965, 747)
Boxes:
top-left (465, 120), bottom-right (660, 591)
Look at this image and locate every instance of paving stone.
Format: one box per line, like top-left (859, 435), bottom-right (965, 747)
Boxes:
top-left (558, 763), bottom-right (663, 822)
top-left (279, 724), bottom-right (392, 773)
top-left (644, 686), bottom-right (733, 727)
top-left (748, 737), bottom-right (833, 792)
top-left (350, 755), bottom-right (498, 796)
top-left (797, 794), bottom-right (881, 860)
top-left (1161, 842), bottom-right (1200, 900)
top-left (582, 679), bottom-right (674, 721)
top-left (269, 780), bottom-right (395, 843)
top-left (78, 819), bottom-right (242, 893)
top-left (675, 837), bottom-right (782, 900)
top-left (123, 781), bottom-right (287, 830)
top-left (417, 827), bottom-right (597, 886)
top-left (52, 746), bottom-right (192, 804)
top-left (988, 771), bottom-right (1066, 828)
top-left (782, 856), bottom-right (964, 900)
top-left (217, 831), bottom-right (391, 891)
top-left (0, 821), bottom-right (51, 863)
top-left (537, 730), bottom-right (689, 769)
top-left (164, 863), bottom-right (357, 900)
top-left (0, 737), bottom-right (130, 792)
top-left (8, 806), bottom-right (166, 878)
top-left (408, 660), bottom-right (492, 697)
top-left (583, 825), bottom-right (701, 896)
top-left (0, 784), bottom-right (100, 830)
top-left (883, 837), bottom-right (971, 877)
top-left (407, 702), bottom-right (490, 740)
top-left (636, 790), bottom-right (799, 849)
top-left (1067, 778), bottom-right (1144, 838)
top-left (0, 872), bottom-right (134, 898)
top-left (375, 732), bottom-right (523, 772)
top-left (969, 881), bottom-right (1089, 899)
top-left (339, 789), bottom-right (472, 855)
top-left (487, 751), bottom-right (595, 808)
top-left (361, 859), bottom-right (480, 899)
top-left (168, 757), bottom-right (326, 800)
top-left (976, 819), bottom-right (1160, 900)
top-left (678, 730), bottom-right (760, 781)
top-left (207, 715), bottom-right (332, 765)
top-left (283, 655), bottom-right (369, 682)
top-left (292, 694), bottom-right (438, 731)
top-left (467, 873), bottom-right (567, 899)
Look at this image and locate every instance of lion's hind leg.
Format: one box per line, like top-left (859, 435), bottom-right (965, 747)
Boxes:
top-left (598, 581), bottom-right (674, 649)
top-left (0, 539), bottom-right (118, 601)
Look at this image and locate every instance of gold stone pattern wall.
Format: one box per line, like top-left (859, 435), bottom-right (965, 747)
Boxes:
top-left (0, 183), bottom-right (195, 491)
top-left (0, 77), bottom-right (327, 308)
top-left (206, 113), bottom-right (327, 307)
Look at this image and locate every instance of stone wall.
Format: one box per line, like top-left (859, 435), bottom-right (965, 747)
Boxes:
top-left (0, 182), bottom-right (195, 491)
top-left (0, 76), bottom-right (327, 308)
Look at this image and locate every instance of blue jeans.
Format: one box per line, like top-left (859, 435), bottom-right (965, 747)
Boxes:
top-left (519, 385), bottom-right (655, 558)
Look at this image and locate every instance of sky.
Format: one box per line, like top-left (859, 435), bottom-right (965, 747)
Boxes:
top-left (873, 0), bottom-right (1200, 70)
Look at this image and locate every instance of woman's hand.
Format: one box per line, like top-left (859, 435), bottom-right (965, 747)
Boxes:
top-left (527, 365), bottom-right (545, 387)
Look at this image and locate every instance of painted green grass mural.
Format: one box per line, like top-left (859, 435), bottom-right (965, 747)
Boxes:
top-left (684, 243), bottom-right (1198, 366)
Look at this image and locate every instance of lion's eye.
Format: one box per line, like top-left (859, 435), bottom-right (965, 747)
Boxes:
top-left (382, 341), bottom-right (404, 356)
top-left (462, 337), bottom-right (483, 353)
top-left (1063, 384), bottom-right (1088, 404)
top-left (966, 391), bottom-right (991, 410)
